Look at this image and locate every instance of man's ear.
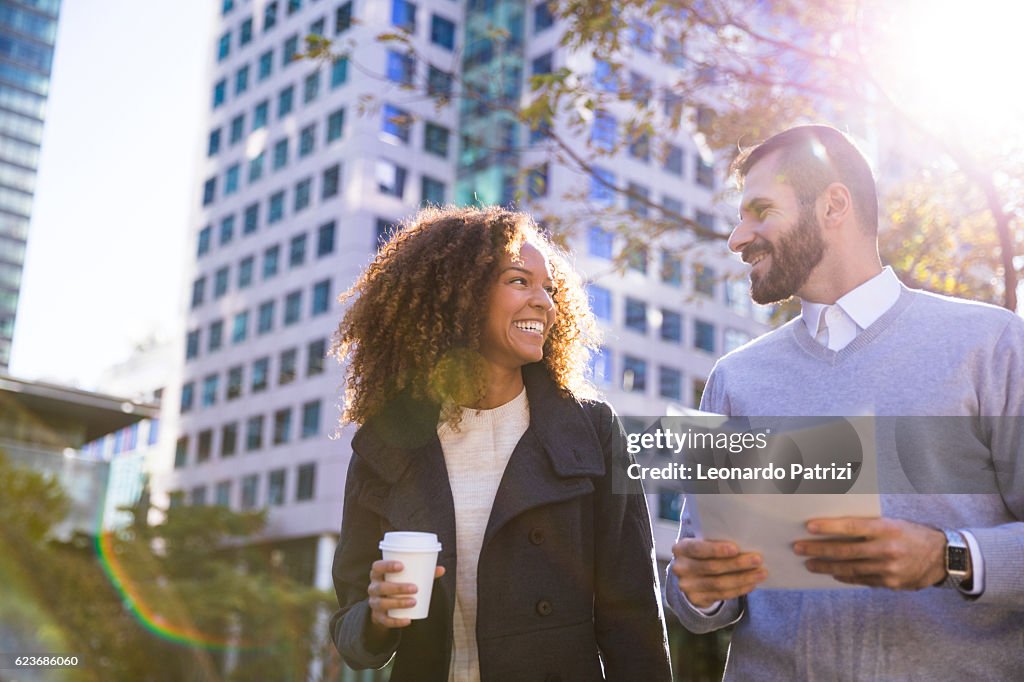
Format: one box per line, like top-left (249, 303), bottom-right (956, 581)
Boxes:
top-left (821, 182), bottom-right (853, 229)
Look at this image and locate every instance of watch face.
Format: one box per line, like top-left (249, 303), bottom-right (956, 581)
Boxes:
top-left (948, 546), bottom-right (968, 572)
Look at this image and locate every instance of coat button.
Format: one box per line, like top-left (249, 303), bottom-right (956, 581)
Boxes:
top-left (536, 599), bottom-right (553, 616)
top-left (529, 527), bottom-right (545, 545)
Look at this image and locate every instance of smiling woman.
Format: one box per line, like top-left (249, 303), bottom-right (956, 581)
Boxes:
top-left (327, 205), bottom-right (673, 682)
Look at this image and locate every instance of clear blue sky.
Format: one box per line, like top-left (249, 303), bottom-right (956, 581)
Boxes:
top-left (10, 0), bottom-right (215, 389)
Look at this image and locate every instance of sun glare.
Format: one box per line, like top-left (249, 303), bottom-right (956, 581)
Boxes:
top-left (875, 1), bottom-right (1024, 141)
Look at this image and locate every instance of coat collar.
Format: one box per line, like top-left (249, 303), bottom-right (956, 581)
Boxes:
top-left (351, 362), bottom-right (605, 485)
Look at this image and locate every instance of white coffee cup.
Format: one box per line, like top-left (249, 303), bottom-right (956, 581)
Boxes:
top-left (378, 531), bottom-right (442, 619)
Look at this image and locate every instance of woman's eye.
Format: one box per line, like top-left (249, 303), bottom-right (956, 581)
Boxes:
top-left (543, 285), bottom-right (557, 295)
top-left (509, 276), bottom-right (527, 285)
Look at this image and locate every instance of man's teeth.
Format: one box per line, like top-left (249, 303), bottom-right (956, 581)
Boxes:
top-left (749, 253), bottom-right (767, 266)
top-left (513, 321), bottom-right (544, 333)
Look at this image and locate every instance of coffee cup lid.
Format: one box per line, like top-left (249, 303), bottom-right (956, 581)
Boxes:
top-left (379, 531), bottom-right (442, 553)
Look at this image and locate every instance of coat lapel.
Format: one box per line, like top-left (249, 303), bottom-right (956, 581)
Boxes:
top-left (483, 364), bottom-right (606, 547)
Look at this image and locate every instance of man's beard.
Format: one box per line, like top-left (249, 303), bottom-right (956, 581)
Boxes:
top-left (743, 206), bottom-right (826, 305)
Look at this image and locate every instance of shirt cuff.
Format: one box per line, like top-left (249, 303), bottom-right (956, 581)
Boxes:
top-left (679, 588), bottom-right (723, 616)
top-left (960, 530), bottom-right (984, 596)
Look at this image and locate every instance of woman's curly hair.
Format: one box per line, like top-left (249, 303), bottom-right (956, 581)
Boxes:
top-left (333, 205), bottom-right (599, 426)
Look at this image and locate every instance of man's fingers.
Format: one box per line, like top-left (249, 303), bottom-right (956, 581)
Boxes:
top-left (434, 565), bottom-right (445, 579)
top-left (794, 538), bottom-right (883, 560)
top-left (806, 516), bottom-right (883, 537)
top-left (673, 538), bottom-right (740, 560)
top-left (674, 552), bottom-right (762, 577)
top-left (367, 580), bottom-right (418, 597)
top-left (685, 569), bottom-right (768, 606)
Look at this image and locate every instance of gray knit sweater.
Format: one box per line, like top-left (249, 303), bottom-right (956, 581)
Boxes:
top-left (666, 286), bottom-right (1024, 680)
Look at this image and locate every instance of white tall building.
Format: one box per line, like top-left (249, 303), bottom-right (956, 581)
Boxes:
top-left (155, 0), bottom-right (772, 670)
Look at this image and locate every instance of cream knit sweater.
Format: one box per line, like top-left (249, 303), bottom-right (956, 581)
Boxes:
top-left (437, 389), bottom-right (529, 682)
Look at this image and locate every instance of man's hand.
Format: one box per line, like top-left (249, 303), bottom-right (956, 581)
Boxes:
top-left (670, 538), bottom-right (767, 609)
top-left (794, 517), bottom-right (948, 590)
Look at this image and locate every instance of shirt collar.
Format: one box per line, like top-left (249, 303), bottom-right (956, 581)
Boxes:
top-left (801, 267), bottom-right (901, 335)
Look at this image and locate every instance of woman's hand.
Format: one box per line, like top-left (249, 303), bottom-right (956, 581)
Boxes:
top-left (367, 560), bottom-right (446, 637)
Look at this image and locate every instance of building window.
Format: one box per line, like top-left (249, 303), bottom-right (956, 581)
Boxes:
top-left (284, 290), bottom-right (302, 325)
top-left (534, 1), bottom-right (554, 32)
top-left (660, 309), bottom-right (683, 343)
top-left (208, 319), bottom-right (224, 352)
top-left (327, 107), bottom-right (345, 142)
top-left (202, 177), bottom-right (216, 206)
top-left (587, 226), bottom-right (613, 259)
top-left (303, 71), bottom-right (320, 103)
top-left (263, 245), bottom-right (280, 278)
top-left (313, 223), bottom-right (336, 259)
top-left (588, 285), bottom-right (612, 321)
top-left (588, 346), bottom-right (612, 385)
top-left (662, 196), bottom-right (683, 219)
top-left (696, 210), bottom-right (716, 234)
top-left (272, 138), bottom-right (289, 170)
top-left (322, 164), bottom-right (341, 199)
top-left (268, 190), bottom-right (285, 224)
top-left (174, 436), bottom-right (188, 468)
top-left (279, 347), bottom-right (297, 384)
top-left (376, 218), bottom-right (397, 246)
top-left (244, 203), bottom-right (259, 234)
top-left (301, 400), bottom-right (321, 437)
top-left (180, 382), bottom-right (194, 414)
top-left (311, 279), bottom-right (331, 316)
top-left (217, 31), bottom-right (231, 61)
top-left (593, 59), bottom-right (617, 92)
top-left (277, 85), bottom-right (294, 118)
top-left (263, 1), bottom-right (278, 30)
top-left (241, 474), bottom-right (259, 509)
top-left (627, 182), bottom-right (650, 217)
top-left (659, 490), bottom-right (683, 522)
top-left (307, 338), bottom-right (326, 376)
top-left (299, 123), bottom-right (316, 157)
top-left (259, 49), bottom-right (274, 80)
top-left (287, 0), bottom-right (302, 15)
top-left (626, 245), bottom-right (648, 274)
top-left (625, 298), bottom-right (648, 334)
top-left (696, 157), bottom-right (715, 188)
top-left (725, 279), bottom-right (752, 316)
top-left (424, 122), bottom-right (449, 157)
top-left (197, 429), bottom-right (213, 464)
top-left (215, 480), bottom-right (232, 506)
top-left (232, 310), bottom-right (249, 344)
top-left (221, 423), bottom-right (237, 457)
top-left (208, 129), bottom-right (222, 157)
top-left (296, 462), bottom-right (316, 501)
top-left (235, 65), bottom-right (249, 95)
top-left (630, 71), bottom-right (653, 102)
top-left (273, 409), bottom-right (292, 445)
top-left (431, 14), bottom-right (455, 49)
top-left (527, 163), bottom-right (547, 199)
top-left (336, 2), bottom-right (353, 34)
top-left (694, 263), bottom-right (716, 297)
top-left (202, 374), bottom-right (219, 407)
top-left (589, 167), bottom-right (615, 207)
top-left (693, 378), bottom-right (707, 409)
top-left (220, 215), bottom-right (235, 245)
top-left (238, 256), bottom-right (254, 288)
top-left (628, 20), bottom-right (654, 52)
top-left (212, 78), bottom-right (227, 108)
top-left (694, 319), bottom-right (716, 353)
top-left (331, 56), bottom-right (348, 87)
top-left (659, 366), bottom-right (683, 401)
top-left (391, 0), bottom-right (416, 32)
top-left (229, 114), bottom-right (245, 144)
top-left (268, 468), bottom-right (286, 506)
top-left (240, 17), bottom-right (253, 45)
top-left (532, 51), bottom-right (553, 75)
top-left (213, 266), bottom-right (229, 298)
top-left (249, 151), bottom-right (265, 183)
top-left (252, 357), bottom-right (270, 392)
top-left (622, 355), bottom-right (647, 393)
top-left (197, 225), bottom-right (212, 257)
top-left (661, 252), bottom-right (682, 287)
top-left (629, 132), bottom-right (650, 162)
top-left (664, 144), bottom-right (684, 176)
top-left (591, 111), bottom-right (616, 151)
top-left (222, 0), bottom-right (234, 15)
top-left (426, 65), bottom-right (453, 99)
top-left (224, 164), bottom-right (240, 195)
top-left (386, 50), bottom-right (415, 86)
top-left (283, 34), bottom-right (299, 64)
top-left (227, 365), bottom-right (243, 400)
top-left (191, 276), bottom-right (206, 308)
top-left (287, 233), bottom-right (307, 268)
top-left (294, 178), bottom-right (312, 212)
top-left (252, 99), bottom-right (269, 130)
top-left (257, 299), bottom-right (275, 334)
top-left (376, 160), bottom-right (407, 198)
top-left (185, 329), bottom-right (200, 360)
top-left (382, 104), bottom-right (412, 143)
top-left (421, 175), bottom-right (445, 206)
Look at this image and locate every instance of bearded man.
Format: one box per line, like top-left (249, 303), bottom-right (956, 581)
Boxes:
top-left (666, 124), bottom-right (1024, 680)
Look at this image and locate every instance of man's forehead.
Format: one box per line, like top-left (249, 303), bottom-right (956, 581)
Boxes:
top-left (741, 153), bottom-right (791, 200)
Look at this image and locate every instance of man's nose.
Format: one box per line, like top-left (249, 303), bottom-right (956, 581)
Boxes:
top-left (727, 220), bottom-right (753, 254)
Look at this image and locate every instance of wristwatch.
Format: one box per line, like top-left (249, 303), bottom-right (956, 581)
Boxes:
top-left (942, 529), bottom-right (970, 588)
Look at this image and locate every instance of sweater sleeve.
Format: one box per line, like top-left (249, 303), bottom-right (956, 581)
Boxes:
top-left (329, 454), bottom-right (402, 669)
top-left (967, 315), bottom-right (1024, 606)
top-left (589, 401), bottom-right (673, 681)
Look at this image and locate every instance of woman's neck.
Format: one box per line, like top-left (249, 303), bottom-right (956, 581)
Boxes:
top-left (473, 365), bottom-right (524, 409)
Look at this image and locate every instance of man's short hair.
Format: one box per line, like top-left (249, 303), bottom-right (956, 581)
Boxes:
top-left (731, 124), bottom-right (879, 234)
